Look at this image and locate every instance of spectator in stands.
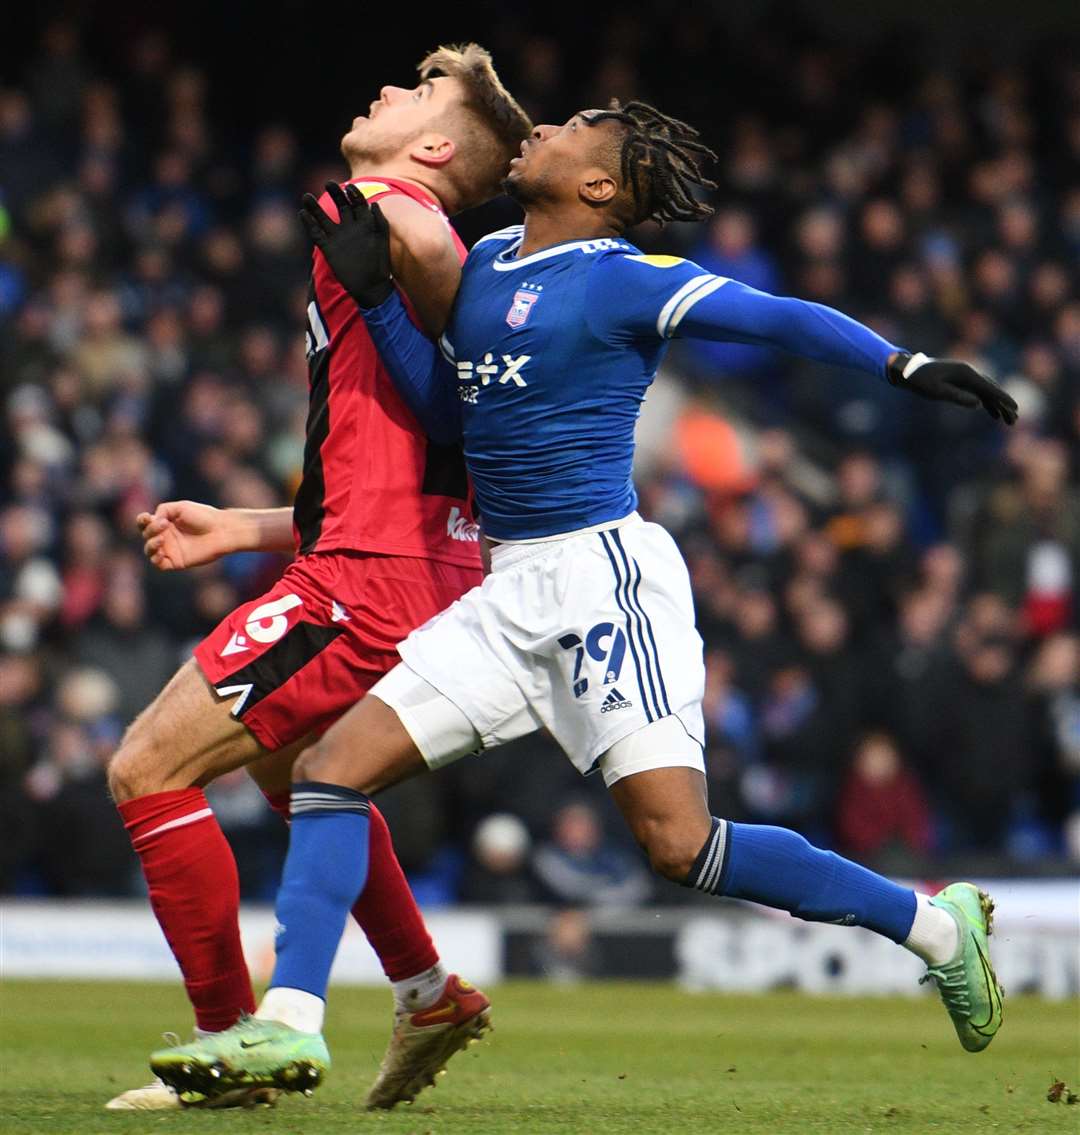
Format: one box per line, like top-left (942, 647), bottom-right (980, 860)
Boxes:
top-left (75, 556), bottom-right (176, 723)
top-left (929, 626), bottom-right (1034, 851)
top-left (0, 504), bottom-right (62, 651)
top-left (533, 802), bottom-right (651, 909)
top-left (460, 814), bottom-right (538, 905)
top-left (23, 668), bottom-right (134, 895)
top-left (977, 440), bottom-right (1080, 636)
top-left (531, 909), bottom-right (601, 984)
top-left (1027, 634), bottom-right (1080, 856)
top-left (835, 732), bottom-right (933, 867)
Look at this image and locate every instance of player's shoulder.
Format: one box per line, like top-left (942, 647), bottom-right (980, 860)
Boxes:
top-left (473, 223), bottom-right (525, 247)
top-left (467, 224), bottom-right (525, 261)
top-left (345, 178), bottom-right (399, 201)
top-left (586, 245), bottom-right (709, 296)
top-left (340, 178), bottom-right (449, 225)
top-left (318, 178), bottom-right (400, 211)
top-left (595, 247), bottom-right (703, 274)
top-left (316, 177), bottom-right (421, 223)
top-left (583, 246), bottom-right (723, 341)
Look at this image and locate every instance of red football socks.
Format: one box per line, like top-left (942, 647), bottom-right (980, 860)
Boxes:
top-left (264, 791), bottom-right (439, 982)
top-left (118, 788), bottom-right (255, 1033)
top-left (354, 803), bottom-right (440, 981)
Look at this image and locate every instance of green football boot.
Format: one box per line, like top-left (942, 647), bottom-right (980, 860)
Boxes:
top-left (150, 1015), bottom-right (329, 1098)
top-left (920, 883), bottom-right (1004, 1053)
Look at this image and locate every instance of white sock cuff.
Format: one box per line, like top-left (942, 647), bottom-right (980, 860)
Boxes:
top-left (392, 962), bottom-right (448, 1012)
top-left (255, 986), bottom-right (325, 1034)
top-left (903, 892), bottom-right (960, 967)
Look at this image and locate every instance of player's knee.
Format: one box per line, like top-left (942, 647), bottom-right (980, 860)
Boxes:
top-left (291, 734), bottom-right (364, 790)
top-left (107, 729), bottom-right (162, 802)
top-left (639, 821), bottom-right (701, 883)
top-left (291, 738), bottom-right (331, 785)
top-left (106, 708), bottom-right (185, 801)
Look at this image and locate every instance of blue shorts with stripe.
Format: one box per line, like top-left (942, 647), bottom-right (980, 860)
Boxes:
top-left (395, 513), bottom-right (705, 774)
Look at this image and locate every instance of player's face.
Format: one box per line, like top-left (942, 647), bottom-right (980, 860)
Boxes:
top-left (341, 75), bottom-right (461, 164)
top-left (504, 111), bottom-right (616, 207)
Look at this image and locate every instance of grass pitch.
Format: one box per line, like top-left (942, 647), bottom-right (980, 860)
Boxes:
top-left (1, 981), bottom-right (1077, 1134)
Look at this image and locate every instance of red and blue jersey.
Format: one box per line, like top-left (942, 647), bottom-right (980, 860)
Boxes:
top-left (293, 176), bottom-right (480, 567)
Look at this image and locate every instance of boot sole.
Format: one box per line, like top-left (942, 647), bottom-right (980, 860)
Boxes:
top-left (152, 1054), bottom-right (325, 1099)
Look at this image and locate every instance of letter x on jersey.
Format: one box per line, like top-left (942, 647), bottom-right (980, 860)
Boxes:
top-left (456, 353), bottom-right (530, 404)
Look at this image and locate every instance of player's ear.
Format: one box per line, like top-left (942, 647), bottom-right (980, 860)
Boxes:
top-left (410, 134), bottom-right (456, 169)
top-left (579, 170), bottom-right (618, 207)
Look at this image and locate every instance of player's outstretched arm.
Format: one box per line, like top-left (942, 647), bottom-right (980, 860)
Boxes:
top-left (591, 256), bottom-right (1017, 424)
top-left (679, 282), bottom-right (1018, 424)
top-left (137, 503), bottom-right (295, 570)
top-left (300, 183), bottom-right (462, 443)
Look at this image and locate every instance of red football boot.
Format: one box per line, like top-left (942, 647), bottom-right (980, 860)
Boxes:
top-left (365, 975), bottom-right (492, 1109)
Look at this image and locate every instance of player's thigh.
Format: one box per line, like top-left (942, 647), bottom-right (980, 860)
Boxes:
top-left (108, 659), bottom-right (267, 800)
top-left (295, 659), bottom-right (503, 794)
top-left (292, 675), bottom-right (432, 794)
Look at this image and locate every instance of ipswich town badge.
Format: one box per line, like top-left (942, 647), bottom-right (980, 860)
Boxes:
top-left (506, 289), bottom-right (540, 328)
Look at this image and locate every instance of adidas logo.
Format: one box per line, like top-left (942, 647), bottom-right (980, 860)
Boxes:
top-left (601, 687), bottom-right (632, 713)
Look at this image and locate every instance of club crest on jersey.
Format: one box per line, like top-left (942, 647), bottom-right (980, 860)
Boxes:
top-left (506, 288), bottom-right (540, 328)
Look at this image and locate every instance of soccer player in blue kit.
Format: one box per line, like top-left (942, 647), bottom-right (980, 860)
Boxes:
top-left (155, 102), bottom-right (1017, 1097)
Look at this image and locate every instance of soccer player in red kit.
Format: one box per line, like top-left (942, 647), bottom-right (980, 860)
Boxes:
top-left (104, 44), bottom-right (531, 1111)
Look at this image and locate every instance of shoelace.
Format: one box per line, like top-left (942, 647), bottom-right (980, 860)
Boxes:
top-left (919, 960), bottom-right (971, 1012)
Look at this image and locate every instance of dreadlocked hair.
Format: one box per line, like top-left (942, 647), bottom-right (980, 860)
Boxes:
top-left (586, 100), bottom-right (717, 228)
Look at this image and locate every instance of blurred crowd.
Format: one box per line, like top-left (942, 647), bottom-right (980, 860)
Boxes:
top-left (1, 10), bottom-right (1078, 911)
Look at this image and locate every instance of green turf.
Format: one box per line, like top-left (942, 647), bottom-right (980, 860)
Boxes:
top-left (1, 981), bottom-right (1078, 1134)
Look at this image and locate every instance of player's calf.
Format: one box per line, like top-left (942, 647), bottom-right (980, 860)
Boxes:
top-left (109, 660), bottom-right (269, 1033)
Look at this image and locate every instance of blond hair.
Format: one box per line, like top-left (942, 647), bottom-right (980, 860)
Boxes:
top-left (418, 43), bottom-right (532, 209)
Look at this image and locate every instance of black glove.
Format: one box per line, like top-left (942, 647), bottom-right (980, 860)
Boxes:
top-left (887, 352), bottom-right (1018, 425)
top-left (299, 181), bottom-right (394, 308)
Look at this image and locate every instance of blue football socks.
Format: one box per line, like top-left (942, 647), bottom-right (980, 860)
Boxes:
top-left (685, 818), bottom-right (917, 943)
top-left (269, 781), bottom-right (372, 998)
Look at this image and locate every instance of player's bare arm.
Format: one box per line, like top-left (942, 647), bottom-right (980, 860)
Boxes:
top-left (137, 503), bottom-right (295, 570)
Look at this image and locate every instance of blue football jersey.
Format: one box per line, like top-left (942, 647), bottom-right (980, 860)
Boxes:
top-left (439, 226), bottom-right (732, 541)
top-left (363, 224), bottom-right (898, 543)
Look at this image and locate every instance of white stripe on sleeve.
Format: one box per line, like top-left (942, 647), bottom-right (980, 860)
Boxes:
top-left (662, 275), bottom-right (730, 338)
top-left (657, 275), bottom-right (712, 339)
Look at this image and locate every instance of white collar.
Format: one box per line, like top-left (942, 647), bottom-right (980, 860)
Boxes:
top-left (490, 234), bottom-right (631, 271)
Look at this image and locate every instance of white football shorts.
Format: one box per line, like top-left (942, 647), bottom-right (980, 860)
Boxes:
top-left (370, 513), bottom-right (705, 784)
